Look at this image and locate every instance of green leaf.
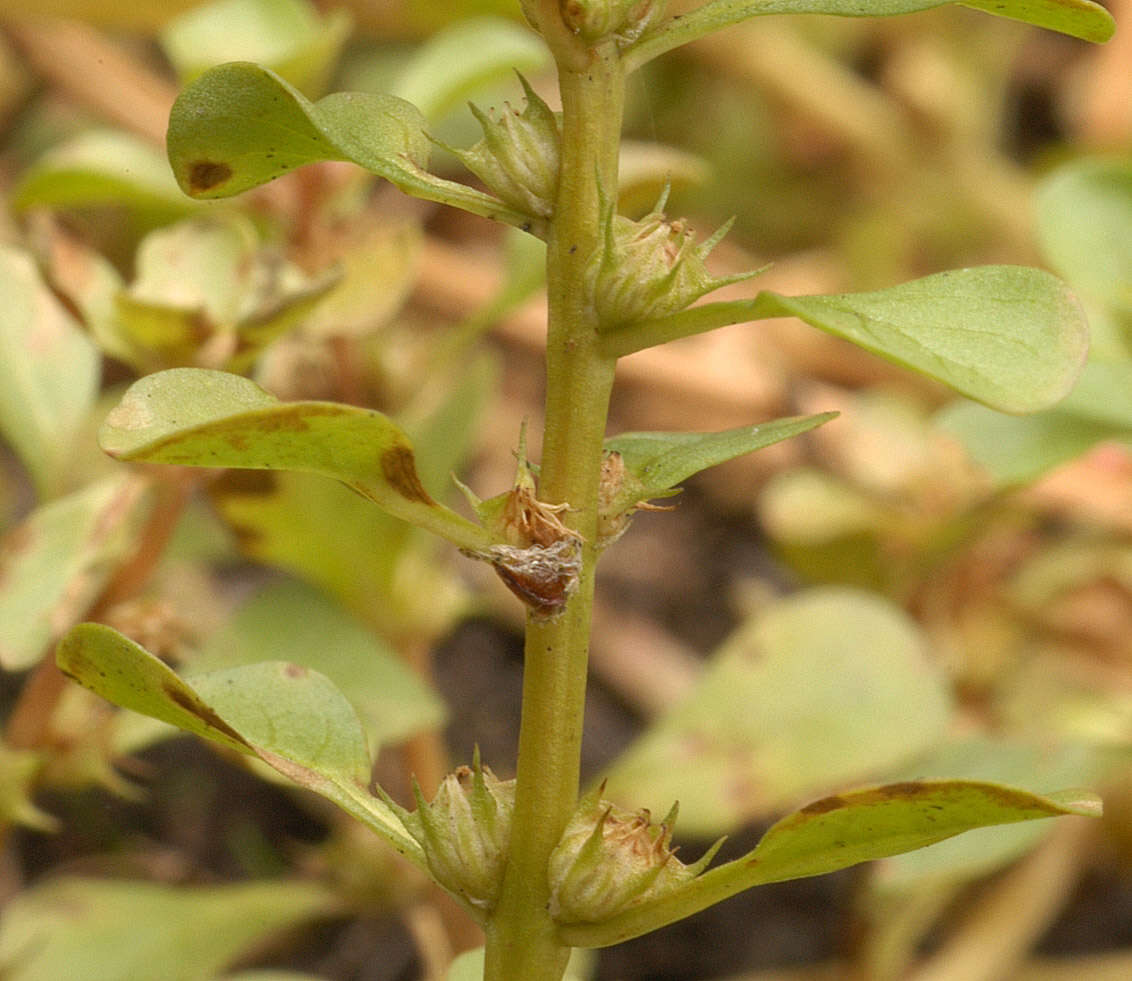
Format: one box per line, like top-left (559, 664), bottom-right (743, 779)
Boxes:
top-left (938, 356), bottom-right (1132, 485)
top-left (609, 267), bottom-right (1087, 414)
top-left (114, 214), bottom-right (339, 372)
top-left (98, 368), bottom-right (495, 552)
top-left (0, 743), bottom-right (57, 833)
top-left (627, 0), bottom-right (1115, 70)
top-left (392, 16), bottom-right (550, 121)
top-left (11, 130), bottom-right (194, 216)
top-left (194, 579), bottom-right (446, 751)
top-left (873, 739), bottom-right (1111, 893)
top-left (212, 471), bottom-right (425, 637)
top-left (603, 588), bottom-right (952, 836)
top-left (0, 246), bottom-right (100, 495)
top-left (0, 476), bottom-right (153, 670)
top-left (560, 780), bottom-right (1100, 947)
top-left (938, 400), bottom-right (1121, 485)
top-left (0, 876), bottom-right (334, 981)
top-left (1035, 157), bottom-right (1132, 324)
top-left (161, 0), bottom-right (352, 96)
top-left (56, 623), bottom-right (425, 863)
top-left (604, 413), bottom-right (836, 514)
top-left (166, 61), bottom-right (535, 230)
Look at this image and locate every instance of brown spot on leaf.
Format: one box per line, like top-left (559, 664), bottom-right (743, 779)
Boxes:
top-left (380, 444), bottom-right (434, 505)
top-left (800, 795), bottom-right (847, 815)
top-left (162, 683), bottom-right (249, 748)
top-left (187, 160), bottom-right (233, 193)
top-left (284, 663), bottom-right (308, 678)
top-left (878, 781), bottom-right (927, 799)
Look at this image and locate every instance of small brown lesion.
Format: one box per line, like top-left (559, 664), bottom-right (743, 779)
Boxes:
top-left (162, 684), bottom-right (250, 748)
top-left (187, 160), bottom-right (233, 194)
top-left (799, 794), bottom-right (848, 816)
top-left (380, 444), bottom-right (435, 505)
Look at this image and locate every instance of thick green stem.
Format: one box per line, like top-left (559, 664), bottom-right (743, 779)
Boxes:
top-left (483, 33), bottom-right (626, 981)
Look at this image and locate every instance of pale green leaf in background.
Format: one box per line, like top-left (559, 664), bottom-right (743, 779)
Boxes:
top-left (161, 0), bottom-right (351, 96)
top-left (56, 623), bottom-right (425, 863)
top-left (0, 877), bottom-right (335, 981)
top-left (114, 214), bottom-right (340, 372)
top-left (11, 130), bottom-right (194, 217)
top-left (392, 16), bottom-right (550, 121)
top-left (0, 246), bottom-right (101, 495)
top-left (604, 588), bottom-right (952, 835)
top-left (0, 476), bottom-right (152, 670)
top-left (1035, 157), bottom-right (1132, 335)
top-left (0, 743), bottom-right (57, 833)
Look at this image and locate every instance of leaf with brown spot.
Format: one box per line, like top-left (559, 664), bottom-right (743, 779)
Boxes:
top-left (188, 160), bottom-right (232, 193)
top-left (56, 622), bottom-right (424, 865)
top-left (559, 779), bottom-right (1101, 948)
top-left (165, 62), bottom-right (535, 231)
top-left (99, 368), bottom-right (495, 552)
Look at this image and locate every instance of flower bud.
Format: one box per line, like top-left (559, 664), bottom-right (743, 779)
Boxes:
top-left (452, 75), bottom-right (560, 220)
top-left (390, 755), bottom-right (515, 914)
top-left (548, 786), bottom-right (723, 924)
top-left (587, 188), bottom-right (756, 329)
top-left (561, 0), bottom-right (668, 44)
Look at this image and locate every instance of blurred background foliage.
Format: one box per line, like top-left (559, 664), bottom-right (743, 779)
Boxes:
top-left (0, 1), bottom-right (1130, 979)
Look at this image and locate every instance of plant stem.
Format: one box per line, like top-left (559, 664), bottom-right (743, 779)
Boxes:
top-left (483, 32), bottom-right (626, 981)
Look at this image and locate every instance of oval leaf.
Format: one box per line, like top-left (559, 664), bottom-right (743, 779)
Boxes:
top-left (166, 61), bottom-right (533, 229)
top-left (161, 0), bottom-right (352, 96)
top-left (392, 16), bottom-right (550, 122)
top-left (0, 877), bottom-right (333, 981)
top-left (11, 130), bottom-right (193, 216)
top-left (99, 368), bottom-right (494, 551)
top-left (0, 246), bottom-right (100, 495)
top-left (628, 0), bottom-right (1114, 69)
top-left (1035, 157), bottom-right (1132, 317)
top-left (56, 623), bottom-right (423, 863)
top-left (752, 267), bottom-right (1088, 414)
top-left (561, 780), bottom-right (1100, 947)
top-left (0, 476), bottom-right (152, 670)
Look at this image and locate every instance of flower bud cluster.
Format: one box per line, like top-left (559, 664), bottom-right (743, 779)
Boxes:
top-left (586, 189), bottom-right (755, 330)
top-left (548, 786), bottom-right (723, 923)
top-left (452, 75), bottom-right (560, 221)
top-left (388, 755), bottom-right (515, 914)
